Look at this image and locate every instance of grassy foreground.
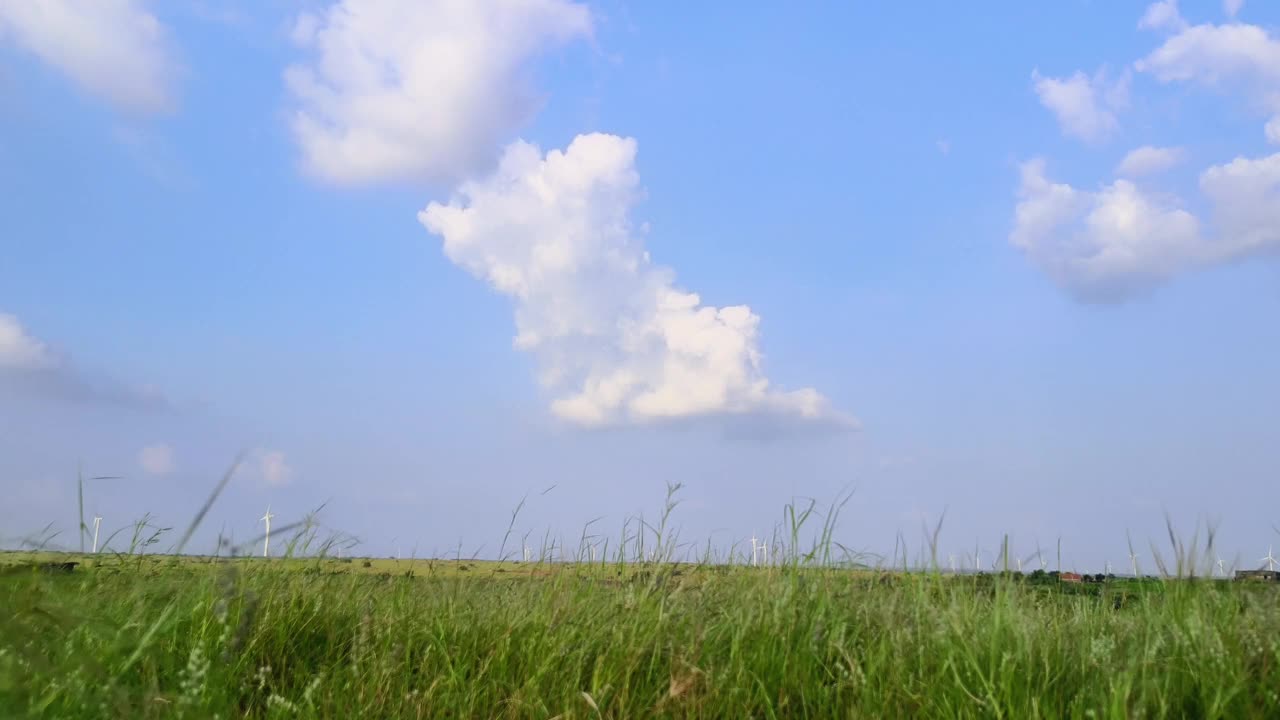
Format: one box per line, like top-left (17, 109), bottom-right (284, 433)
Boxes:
top-left (2, 553), bottom-right (1279, 719)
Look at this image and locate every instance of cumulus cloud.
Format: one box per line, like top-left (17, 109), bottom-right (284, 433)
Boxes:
top-left (1032, 69), bottom-right (1129, 143)
top-left (1012, 154), bottom-right (1280, 300)
top-left (284, 0), bottom-right (591, 185)
top-left (138, 443), bottom-right (175, 476)
top-left (1016, 10), bottom-right (1280, 300)
top-left (1136, 21), bottom-right (1280, 89)
top-left (1011, 160), bottom-right (1205, 300)
top-left (1138, 1), bottom-right (1188, 32)
top-left (0, 0), bottom-right (175, 112)
top-left (1199, 151), bottom-right (1280, 256)
top-left (1116, 145), bottom-right (1185, 176)
top-left (420, 133), bottom-right (848, 428)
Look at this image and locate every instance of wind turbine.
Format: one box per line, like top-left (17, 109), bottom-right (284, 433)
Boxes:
top-left (523, 544), bottom-right (531, 563)
top-left (76, 464), bottom-right (122, 553)
top-left (948, 553), bottom-right (958, 573)
top-left (260, 506), bottom-right (275, 558)
top-left (760, 542), bottom-right (769, 566)
top-left (750, 533), bottom-right (759, 567)
top-left (1216, 556), bottom-right (1226, 577)
top-left (91, 516), bottom-right (102, 554)
top-left (1129, 551), bottom-right (1140, 578)
top-left (1105, 560), bottom-right (1113, 576)
top-left (1261, 546), bottom-right (1278, 572)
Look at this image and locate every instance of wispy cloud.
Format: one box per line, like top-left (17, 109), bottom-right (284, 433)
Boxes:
top-left (0, 312), bottom-right (169, 410)
top-left (1031, 68), bottom-right (1129, 143)
top-left (1116, 145), bottom-right (1185, 176)
top-left (138, 443), bottom-right (175, 476)
top-left (0, 0), bottom-right (177, 112)
top-left (1138, 1), bottom-right (1188, 33)
top-left (0, 312), bottom-right (55, 370)
top-left (256, 449), bottom-right (293, 487)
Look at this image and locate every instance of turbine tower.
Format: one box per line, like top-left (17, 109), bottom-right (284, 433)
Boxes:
top-left (91, 515), bottom-right (102, 554)
top-left (260, 506), bottom-right (275, 558)
top-left (1261, 546), bottom-right (1278, 572)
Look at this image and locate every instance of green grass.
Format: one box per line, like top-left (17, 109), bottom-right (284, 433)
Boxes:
top-left (2, 550), bottom-right (1279, 718)
top-left (3, 481), bottom-right (1277, 717)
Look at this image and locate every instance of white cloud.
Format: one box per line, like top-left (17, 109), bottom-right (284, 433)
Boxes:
top-left (1137, 22), bottom-right (1280, 88)
top-left (1199, 151), bottom-right (1280, 256)
top-left (0, 313), bottom-right (55, 371)
top-left (284, 0), bottom-right (591, 186)
top-left (1016, 12), bottom-right (1280, 301)
top-left (1139, 1), bottom-right (1188, 32)
top-left (1011, 159), bottom-right (1205, 300)
top-left (1116, 145), bottom-right (1185, 176)
top-left (258, 450), bottom-right (293, 487)
top-left (420, 133), bottom-right (848, 428)
top-left (1032, 69), bottom-right (1128, 143)
top-left (0, 0), bottom-right (174, 112)
top-left (1013, 155), bottom-right (1280, 300)
top-left (0, 312), bottom-right (170, 408)
top-left (1223, 0), bottom-right (1244, 19)
top-left (138, 444), bottom-right (175, 476)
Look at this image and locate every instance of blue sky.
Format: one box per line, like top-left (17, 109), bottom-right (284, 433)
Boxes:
top-left (1, 1), bottom-right (1278, 572)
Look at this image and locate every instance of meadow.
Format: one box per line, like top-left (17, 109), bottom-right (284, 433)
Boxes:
top-left (3, 541), bottom-right (1280, 718)
top-left (3, 478), bottom-right (1279, 718)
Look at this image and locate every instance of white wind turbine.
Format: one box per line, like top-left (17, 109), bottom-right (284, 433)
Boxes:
top-left (750, 533), bottom-right (759, 567)
top-left (1105, 560), bottom-right (1113, 576)
top-left (1216, 556), bottom-right (1226, 577)
top-left (91, 515), bottom-right (102, 554)
top-left (1129, 550), bottom-right (1140, 578)
top-left (948, 553), bottom-right (958, 573)
top-left (1261, 546), bottom-right (1278, 572)
top-left (760, 541), bottom-right (769, 566)
top-left (523, 544), bottom-right (531, 563)
top-left (260, 506), bottom-right (275, 558)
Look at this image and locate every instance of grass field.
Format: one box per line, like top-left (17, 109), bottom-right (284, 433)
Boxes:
top-left (3, 545), bottom-right (1279, 719)
top-left (2, 481), bottom-right (1276, 718)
